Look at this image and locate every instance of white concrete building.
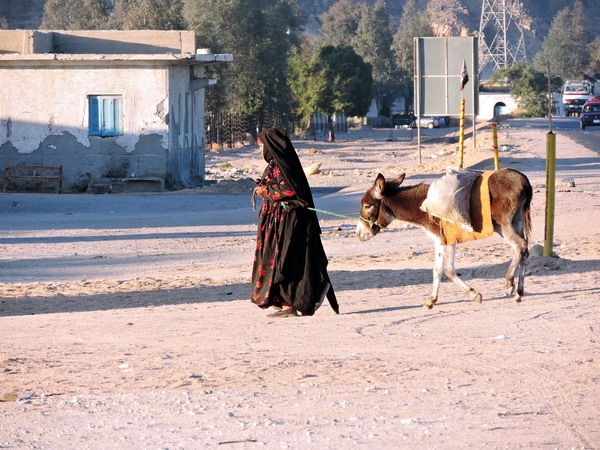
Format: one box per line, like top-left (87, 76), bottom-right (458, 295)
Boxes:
top-left (478, 92), bottom-right (518, 120)
top-left (0, 30), bottom-right (232, 192)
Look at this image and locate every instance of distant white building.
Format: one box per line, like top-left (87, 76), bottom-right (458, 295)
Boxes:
top-left (0, 30), bottom-right (232, 191)
top-left (365, 92), bottom-right (516, 125)
top-left (478, 92), bottom-right (519, 120)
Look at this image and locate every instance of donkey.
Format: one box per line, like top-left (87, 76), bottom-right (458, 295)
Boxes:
top-left (356, 168), bottom-right (532, 309)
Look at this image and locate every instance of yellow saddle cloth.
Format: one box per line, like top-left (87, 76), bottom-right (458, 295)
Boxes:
top-left (438, 170), bottom-right (494, 245)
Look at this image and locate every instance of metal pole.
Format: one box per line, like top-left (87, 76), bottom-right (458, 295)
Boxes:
top-left (473, 114), bottom-right (476, 153)
top-left (492, 122), bottom-right (499, 170)
top-left (547, 64), bottom-right (553, 133)
top-left (458, 98), bottom-right (465, 168)
top-left (415, 38), bottom-right (422, 165)
top-left (543, 132), bottom-right (556, 257)
top-left (543, 63), bottom-right (555, 257)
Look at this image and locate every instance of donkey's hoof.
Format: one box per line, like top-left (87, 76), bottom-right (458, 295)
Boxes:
top-left (423, 300), bottom-right (436, 310)
top-left (513, 294), bottom-right (522, 303)
top-left (506, 284), bottom-right (516, 296)
top-left (466, 289), bottom-right (482, 303)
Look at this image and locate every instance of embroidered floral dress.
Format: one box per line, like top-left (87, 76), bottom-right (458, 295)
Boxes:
top-left (251, 160), bottom-right (301, 309)
top-left (250, 127), bottom-right (338, 316)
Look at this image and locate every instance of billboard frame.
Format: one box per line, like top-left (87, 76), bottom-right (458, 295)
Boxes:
top-left (414, 37), bottom-right (479, 163)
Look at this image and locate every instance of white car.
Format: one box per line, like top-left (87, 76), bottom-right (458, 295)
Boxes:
top-left (416, 116), bottom-right (441, 129)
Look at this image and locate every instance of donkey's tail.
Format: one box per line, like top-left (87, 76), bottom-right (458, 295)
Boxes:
top-left (522, 181), bottom-right (533, 243)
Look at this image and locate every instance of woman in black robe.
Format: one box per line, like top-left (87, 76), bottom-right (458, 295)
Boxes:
top-left (251, 127), bottom-right (339, 317)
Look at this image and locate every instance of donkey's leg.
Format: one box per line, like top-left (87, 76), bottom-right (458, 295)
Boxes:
top-left (424, 243), bottom-right (481, 309)
top-left (443, 244), bottom-right (483, 304)
top-left (513, 214), bottom-right (529, 302)
top-left (515, 248), bottom-right (528, 300)
top-left (424, 241), bottom-right (445, 309)
top-left (500, 224), bottom-right (528, 302)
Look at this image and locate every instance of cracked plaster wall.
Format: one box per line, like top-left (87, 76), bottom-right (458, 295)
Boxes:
top-left (0, 63), bottom-right (176, 191)
top-left (0, 65), bottom-right (172, 191)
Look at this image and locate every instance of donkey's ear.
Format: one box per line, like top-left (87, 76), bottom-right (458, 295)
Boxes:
top-left (388, 173), bottom-right (406, 186)
top-left (373, 173), bottom-right (386, 199)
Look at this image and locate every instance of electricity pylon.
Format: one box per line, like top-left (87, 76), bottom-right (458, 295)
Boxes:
top-left (478, 0), bottom-right (527, 78)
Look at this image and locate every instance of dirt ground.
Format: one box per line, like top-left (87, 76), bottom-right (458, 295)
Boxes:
top-left (1, 122), bottom-right (599, 449)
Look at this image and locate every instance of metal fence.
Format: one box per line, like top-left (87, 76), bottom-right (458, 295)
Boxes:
top-left (204, 109), bottom-right (292, 149)
top-left (204, 110), bottom-right (347, 148)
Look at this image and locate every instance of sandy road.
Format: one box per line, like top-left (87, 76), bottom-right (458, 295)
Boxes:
top-left (1, 124), bottom-right (599, 449)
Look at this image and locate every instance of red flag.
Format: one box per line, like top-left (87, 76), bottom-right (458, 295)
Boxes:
top-left (460, 58), bottom-right (469, 91)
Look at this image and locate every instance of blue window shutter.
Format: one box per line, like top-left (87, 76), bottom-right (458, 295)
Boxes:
top-left (89, 95), bottom-right (123, 136)
top-left (89, 96), bottom-right (100, 135)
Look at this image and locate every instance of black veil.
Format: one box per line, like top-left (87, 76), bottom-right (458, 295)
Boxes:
top-left (258, 127), bottom-right (315, 208)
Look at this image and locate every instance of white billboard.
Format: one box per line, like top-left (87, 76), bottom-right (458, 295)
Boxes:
top-left (414, 37), bottom-right (479, 116)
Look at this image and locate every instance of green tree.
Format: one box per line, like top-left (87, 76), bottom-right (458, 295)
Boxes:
top-left (287, 37), bottom-right (316, 130)
top-left (352, 0), bottom-right (399, 125)
top-left (109, 0), bottom-right (184, 30)
top-left (320, 0), bottom-right (366, 47)
top-left (183, 0), bottom-right (305, 118)
top-left (490, 62), bottom-right (562, 117)
top-left (587, 38), bottom-right (600, 75)
top-left (289, 44), bottom-right (373, 142)
top-left (392, 0), bottom-right (433, 109)
top-left (41, 0), bottom-right (111, 30)
top-left (533, 1), bottom-right (591, 80)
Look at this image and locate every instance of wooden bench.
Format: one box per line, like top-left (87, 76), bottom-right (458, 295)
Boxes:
top-left (4, 165), bottom-right (63, 193)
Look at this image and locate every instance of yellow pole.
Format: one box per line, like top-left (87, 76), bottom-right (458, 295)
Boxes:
top-left (458, 98), bottom-right (465, 168)
top-left (491, 122), bottom-right (499, 170)
top-left (544, 132), bottom-right (556, 257)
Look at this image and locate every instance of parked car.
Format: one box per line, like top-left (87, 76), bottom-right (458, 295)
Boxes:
top-left (580, 97), bottom-right (600, 129)
top-left (417, 116), bottom-right (441, 129)
top-left (391, 113), bottom-right (442, 129)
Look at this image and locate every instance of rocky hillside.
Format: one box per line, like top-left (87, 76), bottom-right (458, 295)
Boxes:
top-left (2, 0), bottom-right (599, 59)
top-left (299, 0), bottom-right (600, 37)
top-left (298, 0), bottom-right (600, 62)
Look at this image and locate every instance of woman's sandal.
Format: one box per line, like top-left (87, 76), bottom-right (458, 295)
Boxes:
top-left (267, 308), bottom-right (299, 318)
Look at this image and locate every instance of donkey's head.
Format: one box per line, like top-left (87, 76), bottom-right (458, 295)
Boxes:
top-left (356, 173), bottom-right (406, 241)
